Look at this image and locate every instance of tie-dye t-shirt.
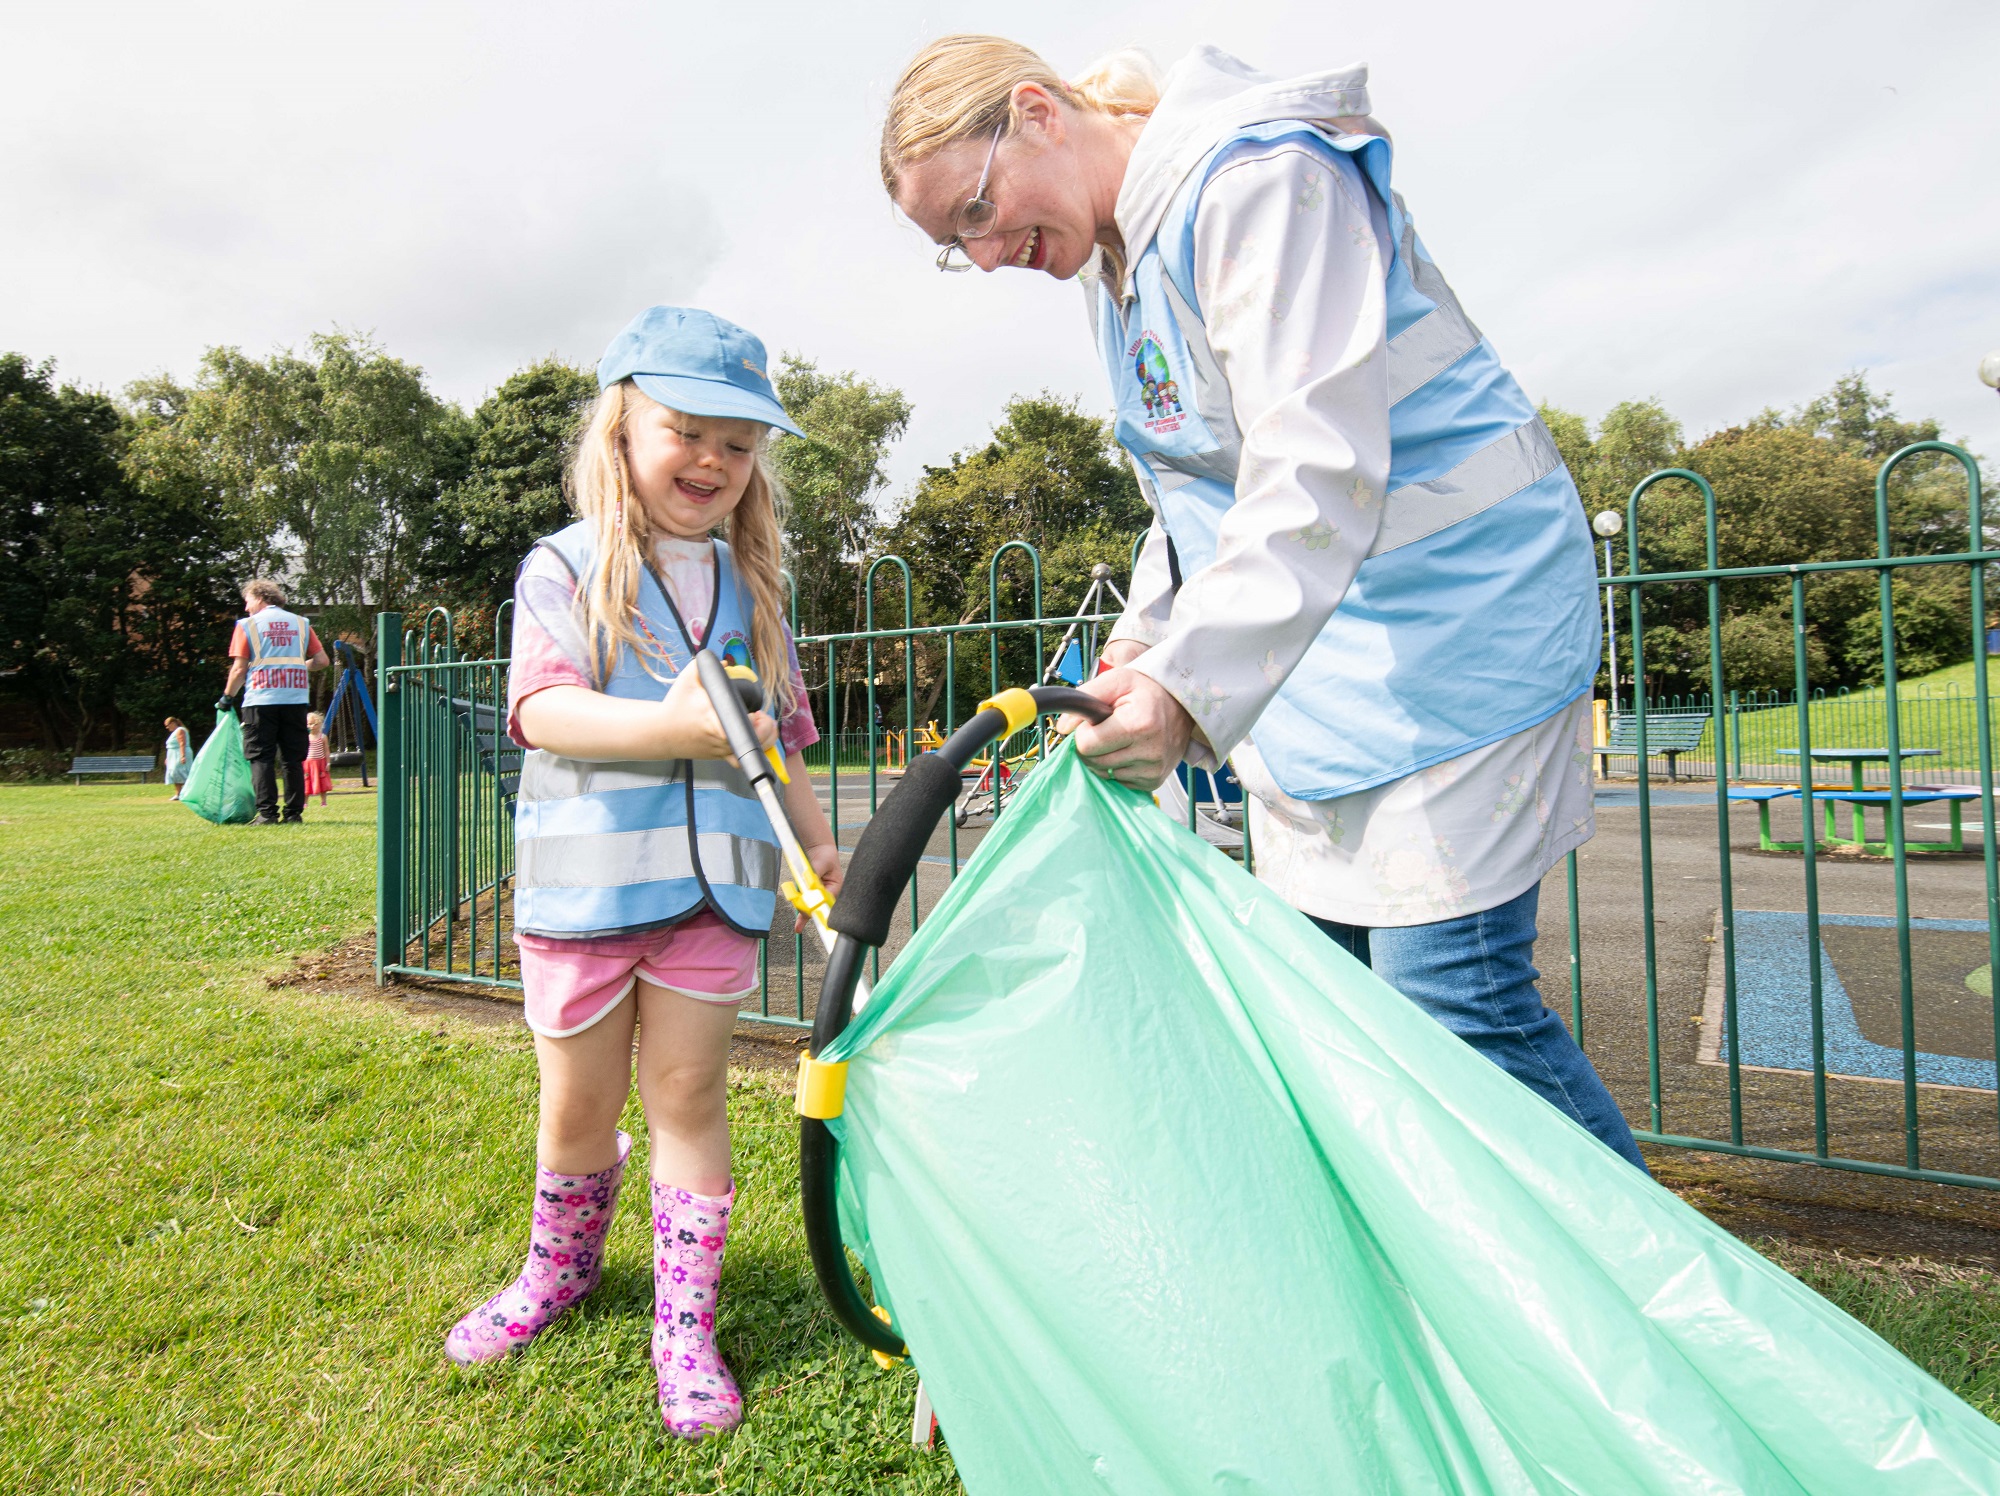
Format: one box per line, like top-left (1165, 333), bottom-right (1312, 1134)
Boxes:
top-left (506, 534), bottom-right (817, 755)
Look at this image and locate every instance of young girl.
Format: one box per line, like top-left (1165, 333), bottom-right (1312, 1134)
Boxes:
top-left (303, 711), bottom-right (332, 805)
top-left (162, 717), bottom-right (191, 800)
top-left (444, 306), bottom-right (839, 1443)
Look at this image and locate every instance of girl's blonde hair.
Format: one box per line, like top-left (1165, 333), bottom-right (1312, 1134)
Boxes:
top-left (566, 380), bottom-right (795, 715)
top-left (307, 712), bottom-right (324, 730)
top-left (879, 35), bottom-right (1159, 196)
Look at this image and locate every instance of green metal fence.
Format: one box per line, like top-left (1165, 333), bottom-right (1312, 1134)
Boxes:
top-left (1571, 441), bottom-right (1999, 1190)
top-left (1598, 686), bottom-right (2000, 785)
top-left (376, 441), bottom-right (2000, 1191)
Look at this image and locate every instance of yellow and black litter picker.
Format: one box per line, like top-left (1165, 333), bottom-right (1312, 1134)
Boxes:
top-left (695, 652), bottom-right (1113, 1360)
top-left (691, 647), bottom-right (852, 969)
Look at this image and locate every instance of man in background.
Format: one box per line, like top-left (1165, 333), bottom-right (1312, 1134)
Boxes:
top-left (222, 578), bottom-right (330, 825)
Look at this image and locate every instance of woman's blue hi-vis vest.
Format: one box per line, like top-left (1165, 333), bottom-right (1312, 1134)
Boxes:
top-left (511, 523), bottom-right (780, 939)
top-left (1092, 122), bottom-right (1601, 801)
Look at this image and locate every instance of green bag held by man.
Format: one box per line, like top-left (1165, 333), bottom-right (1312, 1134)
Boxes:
top-left (823, 744), bottom-right (2000, 1494)
top-left (180, 708), bottom-right (256, 825)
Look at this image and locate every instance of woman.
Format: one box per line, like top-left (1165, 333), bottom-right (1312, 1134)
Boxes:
top-left (882, 37), bottom-right (1643, 1167)
top-left (162, 716), bottom-right (191, 800)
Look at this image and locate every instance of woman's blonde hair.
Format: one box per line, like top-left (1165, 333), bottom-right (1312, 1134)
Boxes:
top-left (565, 380), bottom-right (795, 715)
top-left (879, 35), bottom-right (1159, 196)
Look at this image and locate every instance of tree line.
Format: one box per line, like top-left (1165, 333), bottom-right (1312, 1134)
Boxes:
top-left (1541, 375), bottom-right (1988, 700)
top-left (1, 328), bottom-right (1985, 755)
top-left (0, 334), bottom-right (1141, 753)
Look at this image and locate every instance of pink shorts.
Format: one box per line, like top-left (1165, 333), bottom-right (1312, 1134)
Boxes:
top-left (516, 912), bottom-right (759, 1038)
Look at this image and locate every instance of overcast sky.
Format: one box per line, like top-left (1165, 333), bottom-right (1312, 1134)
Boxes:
top-left (5, 1), bottom-right (1997, 499)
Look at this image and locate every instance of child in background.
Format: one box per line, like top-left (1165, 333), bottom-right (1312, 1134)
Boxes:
top-left (162, 717), bottom-right (191, 800)
top-left (444, 307), bottom-right (839, 1443)
top-left (303, 711), bottom-right (332, 805)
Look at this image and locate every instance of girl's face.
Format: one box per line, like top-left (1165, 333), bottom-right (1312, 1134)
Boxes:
top-left (623, 391), bottom-right (762, 539)
top-left (893, 88), bottom-right (1104, 282)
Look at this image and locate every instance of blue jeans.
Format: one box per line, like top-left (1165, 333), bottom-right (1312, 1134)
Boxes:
top-left (1312, 886), bottom-right (1648, 1170)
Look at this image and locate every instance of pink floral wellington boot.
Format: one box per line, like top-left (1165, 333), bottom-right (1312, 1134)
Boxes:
top-left (651, 1177), bottom-right (742, 1439)
top-left (445, 1130), bottom-right (632, 1365)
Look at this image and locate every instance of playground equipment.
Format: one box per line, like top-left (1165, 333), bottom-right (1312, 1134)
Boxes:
top-left (321, 640), bottom-right (378, 783)
top-left (776, 704), bottom-right (2000, 1492)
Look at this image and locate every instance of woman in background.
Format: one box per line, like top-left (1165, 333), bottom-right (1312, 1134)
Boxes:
top-left (162, 716), bottom-right (191, 800)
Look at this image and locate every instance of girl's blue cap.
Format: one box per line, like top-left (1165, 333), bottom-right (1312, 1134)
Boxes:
top-left (597, 306), bottom-right (804, 438)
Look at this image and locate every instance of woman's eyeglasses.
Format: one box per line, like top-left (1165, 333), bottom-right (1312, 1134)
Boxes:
top-left (936, 124), bottom-right (1005, 273)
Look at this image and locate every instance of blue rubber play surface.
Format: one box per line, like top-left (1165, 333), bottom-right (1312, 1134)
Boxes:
top-left (1707, 911), bottom-right (1996, 1091)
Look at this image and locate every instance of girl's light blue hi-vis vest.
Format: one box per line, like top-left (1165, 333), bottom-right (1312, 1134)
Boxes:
top-left (238, 607), bottom-right (313, 706)
top-left (511, 523), bottom-right (780, 940)
top-left (1093, 122), bottom-right (1601, 801)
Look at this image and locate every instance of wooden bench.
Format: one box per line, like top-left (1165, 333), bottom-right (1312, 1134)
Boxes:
top-left (451, 698), bottom-right (523, 809)
top-left (69, 755), bottom-right (155, 785)
top-left (1595, 714), bottom-right (1710, 782)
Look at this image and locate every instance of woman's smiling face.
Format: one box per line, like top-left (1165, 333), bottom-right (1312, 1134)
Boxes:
top-left (893, 88), bottom-right (1104, 281)
top-left (621, 387), bottom-right (762, 539)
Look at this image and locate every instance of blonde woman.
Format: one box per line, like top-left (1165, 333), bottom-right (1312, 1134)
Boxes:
top-left (443, 307), bottom-right (841, 1441)
top-left (882, 38), bottom-right (1642, 1168)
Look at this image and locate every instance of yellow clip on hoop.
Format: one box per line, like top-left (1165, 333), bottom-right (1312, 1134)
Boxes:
top-left (871, 1305), bottom-right (905, 1367)
top-left (795, 1054), bottom-right (848, 1119)
top-left (977, 687), bottom-right (1037, 740)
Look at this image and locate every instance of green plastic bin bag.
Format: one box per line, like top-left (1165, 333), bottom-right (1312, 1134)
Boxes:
top-left (180, 710), bottom-right (256, 825)
top-left (824, 743), bottom-right (2000, 1494)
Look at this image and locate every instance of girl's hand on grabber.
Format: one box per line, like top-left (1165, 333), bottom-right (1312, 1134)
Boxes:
top-left (660, 659), bottom-right (776, 761)
top-left (1058, 667), bottom-right (1194, 791)
top-left (796, 841), bottom-right (843, 932)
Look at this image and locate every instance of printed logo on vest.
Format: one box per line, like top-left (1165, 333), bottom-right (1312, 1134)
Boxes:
top-left (713, 630), bottom-right (753, 673)
top-left (1128, 332), bottom-right (1185, 435)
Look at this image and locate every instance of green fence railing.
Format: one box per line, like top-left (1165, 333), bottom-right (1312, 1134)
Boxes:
top-left (1570, 442), bottom-right (2000, 1190)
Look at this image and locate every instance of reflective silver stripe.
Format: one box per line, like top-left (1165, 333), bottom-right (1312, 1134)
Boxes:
top-left (518, 827), bottom-right (778, 890)
top-left (1370, 419), bottom-right (1561, 557)
top-left (1387, 209), bottom-right (1482, 406)
top-left (690, 759), bottom-right (754, 798)
top-left (519, 755), bottom-right (681, 803)
top-left (1387, 301), bottom-right (1482, 406)
top-left (694, 829), bottom-right (778, 890)
top-left (519, 754), bottom-right (751, 803)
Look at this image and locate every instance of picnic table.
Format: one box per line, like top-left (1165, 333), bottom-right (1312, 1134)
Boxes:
top-left (1776, 747), bottom-right (1942, 846)
top-left (1736, 744), bottom-right (1968, 852)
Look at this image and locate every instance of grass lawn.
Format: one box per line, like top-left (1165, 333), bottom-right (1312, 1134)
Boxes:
top-left (4, 785), bottom-right (1999, 1492)
top-left (0, 783), bottom-right (956, 1494)
top-left (1617, 659), bottom-right (2000, 775)
top-left (1726, 657), bottom-right (2000, 773)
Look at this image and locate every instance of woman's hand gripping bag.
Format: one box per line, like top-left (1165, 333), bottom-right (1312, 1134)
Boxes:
top-left (180, 711), bottom-right (256, 825)
top-left (821, 744), bottom-right (2000, 1495)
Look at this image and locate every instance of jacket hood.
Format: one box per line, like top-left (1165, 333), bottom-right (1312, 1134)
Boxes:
top-left (1110, 45), bottom-right (1380, 293)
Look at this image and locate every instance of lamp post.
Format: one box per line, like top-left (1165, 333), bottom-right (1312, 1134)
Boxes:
top-left (1592, 509), bottom-right (1624, 715)
top-left (1981, 354), bottom-right (1998, 651)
